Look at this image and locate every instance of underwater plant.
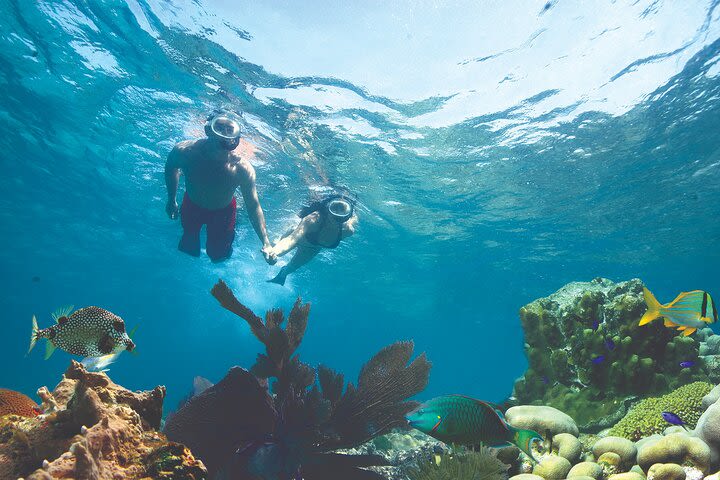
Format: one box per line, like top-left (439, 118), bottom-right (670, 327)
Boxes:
top-left (164, 279), bottom-right (431, 480)
top-left (406, 446), bottom-right (510, 480)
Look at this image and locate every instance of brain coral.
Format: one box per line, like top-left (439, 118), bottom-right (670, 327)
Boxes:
top-left (609, 382), bottom-right (712, 441)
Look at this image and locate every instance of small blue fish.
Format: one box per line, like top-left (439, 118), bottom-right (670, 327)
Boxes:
top-left (592, 355), bottom-right (605, 365)
top-left (661, 411), bottom-right (689, 430)
top-left (679, 361), bottom-right (695, 368)
top-left (592, 319), bottom-right (600, 331)
top-left (541, 376), bottom-right (549, 385)
top-left (604, 339), bottom-right (616, 351)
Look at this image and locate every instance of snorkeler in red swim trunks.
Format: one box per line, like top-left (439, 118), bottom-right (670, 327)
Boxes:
top-left (164, 110), bottom-right (276, 264)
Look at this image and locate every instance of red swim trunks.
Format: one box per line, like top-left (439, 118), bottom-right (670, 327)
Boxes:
top-left (178, 193), bottom-right (237, 262)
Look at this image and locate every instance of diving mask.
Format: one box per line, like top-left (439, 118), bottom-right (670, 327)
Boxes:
top-left (327, 198), bottom-right (353, 222)
top-left (210, 115), bottom-right (242, 140)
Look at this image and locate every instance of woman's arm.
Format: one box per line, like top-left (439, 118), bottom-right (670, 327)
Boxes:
top-left (342, 213), bottom-right (358, 238)
top-left (272, 213), bottom-right (319, 257)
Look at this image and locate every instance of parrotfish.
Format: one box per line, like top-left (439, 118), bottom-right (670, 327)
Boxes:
top-left (0, 388), bottom-right (41, 417)
top-left (406, 395), bottom-right (543, 461)
top-left (640, 287), bottom-right (717, 337)
top-left (661, 411), bottom-right (688, 431)
top-left (29, 306), bottom-right (135, 360)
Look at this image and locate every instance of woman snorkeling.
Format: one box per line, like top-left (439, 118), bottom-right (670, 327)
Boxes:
top-left (267, 195), bottom-right (358, 286)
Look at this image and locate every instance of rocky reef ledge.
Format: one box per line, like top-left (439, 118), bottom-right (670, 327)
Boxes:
top-left (0, 361), bottom-right (206, 480)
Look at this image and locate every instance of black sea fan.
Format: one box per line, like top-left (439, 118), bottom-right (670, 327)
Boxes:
top-left (164, 280), bottom-right (431, 480)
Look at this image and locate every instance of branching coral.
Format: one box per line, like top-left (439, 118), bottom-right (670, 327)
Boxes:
top-left (406, 446), bottom-right (510, 480)
top-left (164, 279), bottom-right (431, 480)
top-left (609, 382), bottom-right (712, 441)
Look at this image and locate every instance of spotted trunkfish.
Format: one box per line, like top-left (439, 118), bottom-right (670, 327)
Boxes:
top-left (29, 306), bottom-right (135, 359)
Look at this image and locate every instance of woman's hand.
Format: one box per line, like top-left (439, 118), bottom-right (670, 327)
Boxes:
top-left (262, 244), bottom-right (278, 265)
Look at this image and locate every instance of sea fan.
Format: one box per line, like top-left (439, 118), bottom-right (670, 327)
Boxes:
top-left (407, 447), bottom-right (510, 480)
top-left (164, 279), bottom-right (431, 480)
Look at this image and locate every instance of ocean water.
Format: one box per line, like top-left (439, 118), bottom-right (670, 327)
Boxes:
top-left (1, 0), bottom-right (719, 415)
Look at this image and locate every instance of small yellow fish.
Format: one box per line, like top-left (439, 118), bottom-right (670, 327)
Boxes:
top-left (640, 287), bottom-right (717, 336)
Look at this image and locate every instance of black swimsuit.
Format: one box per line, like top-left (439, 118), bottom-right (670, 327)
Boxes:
top-left (304, 213), bottom-right (343, 249)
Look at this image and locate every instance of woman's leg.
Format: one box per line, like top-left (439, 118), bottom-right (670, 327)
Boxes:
top-left (268, 245), bottom-right (321, 285)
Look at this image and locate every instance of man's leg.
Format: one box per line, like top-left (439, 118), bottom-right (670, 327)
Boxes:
top-left (206, 197), bottom-right (237, 262)
top-left (179, 193), bottom-right (202, 257)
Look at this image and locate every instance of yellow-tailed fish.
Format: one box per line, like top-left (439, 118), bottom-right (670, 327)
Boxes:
top-left (640, 287), bottom-right (717, 336)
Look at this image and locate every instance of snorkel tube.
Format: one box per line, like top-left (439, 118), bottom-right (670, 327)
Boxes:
top-left (205, 110), bottom-right (243, 150)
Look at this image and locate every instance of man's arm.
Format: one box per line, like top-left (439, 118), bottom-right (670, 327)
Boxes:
top-left (237, 159), bottom-right (274, 261)
top-left (164, 143), bottom-right (187, 219)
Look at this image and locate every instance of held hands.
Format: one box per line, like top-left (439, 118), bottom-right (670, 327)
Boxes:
top-left (166, 199), bottom-right (179, 220)
top-left (262, 243), bottom-right (278, 265)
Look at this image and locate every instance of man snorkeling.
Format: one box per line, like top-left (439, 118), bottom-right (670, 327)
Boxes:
top-left (267, 195), bottom-right (358, 285)
top-left (165, 110), bottom-right (275, 263)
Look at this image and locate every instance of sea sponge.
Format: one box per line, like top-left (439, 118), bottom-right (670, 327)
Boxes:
top-left (609, 382), bottom-right (712, 441)
top-left (567, 461), bottom-right (603, 479)
top-left (553, 433), bottom-right (582, 464)
top-left (647, 463), bottom-right (686, 480)
top-left (592, 436), bottom-right (637, 467)
top-left (532, 455), bottom-right (572, 480)
top-left (505, 405), bottom-right (578, 437)
top-left (636, 433), bottom-right (711, 474)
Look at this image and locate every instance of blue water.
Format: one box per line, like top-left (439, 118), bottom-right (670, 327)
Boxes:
top-left (1, 0), bottom-right (719, 413)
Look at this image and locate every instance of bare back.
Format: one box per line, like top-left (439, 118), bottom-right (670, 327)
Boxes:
top-left (172, 138), bottom-right (251, 209)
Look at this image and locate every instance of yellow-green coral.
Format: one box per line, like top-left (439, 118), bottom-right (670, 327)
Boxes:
top-left (609, 382), bottom-right (712, 441)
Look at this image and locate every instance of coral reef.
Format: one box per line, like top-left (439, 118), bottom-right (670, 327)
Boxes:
top-left (505, 405), bottom-right (578, 437)
top-left (592, 436), bottom-right (637, 468)
top-left (0, 361), bottom-right (206, 479)
top-left (532, 455), bottom-right (572, 479)
top-left (637, 433), bottom-right (712, 474)
top-left (405, 446), bottom-right (510, 480)
top-left (0, 388), bottom-right (40, 417)
top-left (164, 279), bottom-right (431, 480)
top-left (567, 461), bottom-right (603, 479)
top-left (647, 463), bottom-right (687, 480)
top-left (512, 278), bottom-right (717, 427)
top-left (552, 433), bottom-right (582, 464)
top-left (693, 389), bottom-right (720, 465)
top-left (609, 382), bottom-right (712, 441)
top-left (339, 429), bottom-right (445, 480)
